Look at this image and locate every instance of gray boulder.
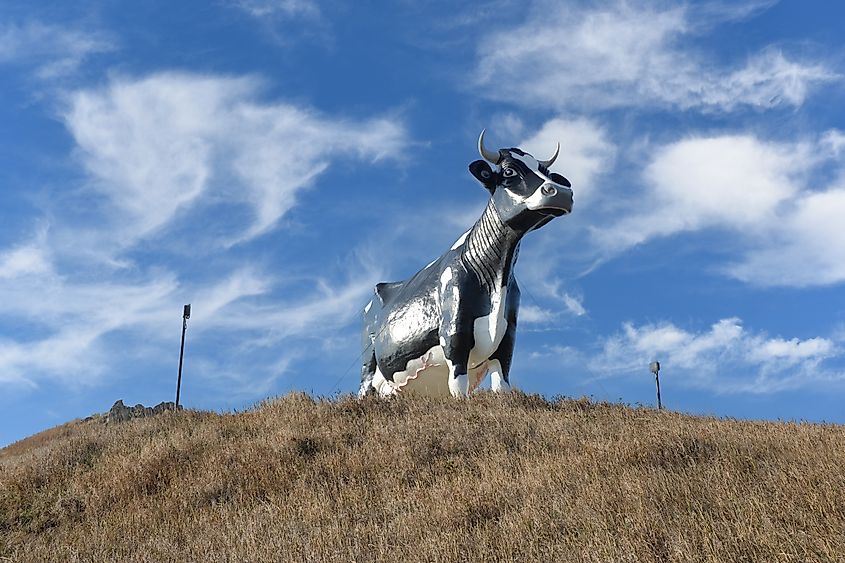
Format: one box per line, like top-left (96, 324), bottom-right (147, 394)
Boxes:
top-left (106, 399), bottom-right (176, 424)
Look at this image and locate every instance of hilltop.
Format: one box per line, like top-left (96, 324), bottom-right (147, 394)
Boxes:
top-left (1, 393), bottom-right (844, 562)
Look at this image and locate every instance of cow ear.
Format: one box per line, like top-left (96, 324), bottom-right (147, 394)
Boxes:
top-left (550, 172), bottom-right (571, 187)
top-left (469, 160), bottom-right (497, 191)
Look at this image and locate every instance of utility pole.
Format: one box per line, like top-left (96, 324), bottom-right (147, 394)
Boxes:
top-left (175, 304), bottom-right (191, 410)
top-left (649, 361), bottom-right (662, 410)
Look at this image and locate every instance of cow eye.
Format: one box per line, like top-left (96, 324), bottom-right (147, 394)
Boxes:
top-left (502, 167), bottom-right (517, 178)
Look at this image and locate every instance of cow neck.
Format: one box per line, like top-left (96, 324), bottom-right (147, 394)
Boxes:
top-left (461, 199), bottom-right (523, 292)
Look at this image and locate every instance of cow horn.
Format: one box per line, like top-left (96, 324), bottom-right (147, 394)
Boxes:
top-left (478, 129), bottom-right (500, 164)
top-left (538, 143), bottom-right (560, 168)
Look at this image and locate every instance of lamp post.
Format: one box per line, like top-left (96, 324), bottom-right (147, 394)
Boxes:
top-left (649, 361), bottom-right (662, 410)
top-left (175, 304), bottom-right (191, 410)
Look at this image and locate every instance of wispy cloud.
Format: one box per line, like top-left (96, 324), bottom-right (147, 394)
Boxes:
top-left (591, 317), bottom-right (843, 393)
top-left (0, 257), bottom-right (379, 391)
top-left (475, 1), bottom-right (837, 112)
top-left (0, 271), bottom-right (179, 387)
top-left (0, 20), bottom-right (114, 79)
top-left (0, 229), bottom-right (51, 279)
top-left (195, 260), bottom-right (384, 342)
top-left (231, 0), bottom-right (320, 19)
top-left (64, 72), bottom-right (409, 249)
top-left (0, 70), bottom-right (408, 396)
top-left (519, 304), bottom-right (557, 324)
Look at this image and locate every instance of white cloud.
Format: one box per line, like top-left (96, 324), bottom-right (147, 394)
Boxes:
top-left (0, 70), bottom-right (410, 395)
top-left (592, 317), bottom-right (841, 393)
top-left (475, 1), bottom-right (836, 112)
top-left (64, 72), bottom-right (408, 248)
top-left (520, 304), bottom-right (556, 324)
top-left (0, 67), bottom-right (406, 392)
top-left (232, 0), bottom-right (319, 18)
top-left (514, 232), bottom-right (588, 324)
top-left (197, 261), bottom-right (384, 342)
top-left (0, 239), bottom-right (51, 279)
top-left (728, 187), bottom-right (845, 286)
top-left (0, 21), bottom-right (114, 79)
top-left (591, 131), bottom-right (845, 287)
top-left (593, 135), bottom-right (804, 251)
top-left (0, 255), bottom-right (381, 390)
top-left (518, 117), bottom-right (615, 205)
top-left (821, 130), bottom-right (845, 156)
top-left (0, 271), bottom-right (179, 387)
top-left (561, 292), bottom-right (587, 317)
top-left (749, 336), bottom-right (835, 364)
top-left (0, 189), bottom-right (388, 389)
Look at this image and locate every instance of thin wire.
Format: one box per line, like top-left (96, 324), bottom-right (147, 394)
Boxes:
top-left (327, 300), bottom-right (395, 395)
top-left (326, 303), bottom-right (372, 395)
top-left (328, 335), bottom-right (372, 395)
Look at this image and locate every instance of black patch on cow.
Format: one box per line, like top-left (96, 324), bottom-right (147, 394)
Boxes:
top-left (550, 172), bottom-right (571, 187)
top-left (469, 160), bottom-right (497, 192)
top-left (462, 201), bottom-right (520, 292)
top-left (375, 281), bottom-right (404, 306)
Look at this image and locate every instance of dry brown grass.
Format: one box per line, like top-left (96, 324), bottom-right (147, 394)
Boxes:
top-left (1, 392), bottom-right (844, 562)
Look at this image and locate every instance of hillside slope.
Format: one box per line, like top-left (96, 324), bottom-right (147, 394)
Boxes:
top-left (1, 393), bottom-right (844, 562)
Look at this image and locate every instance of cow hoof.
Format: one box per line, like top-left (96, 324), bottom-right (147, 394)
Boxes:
top-left (492, 381), bottom-right (512, 393)
top-left (449, 373), bottom-right (469, 398)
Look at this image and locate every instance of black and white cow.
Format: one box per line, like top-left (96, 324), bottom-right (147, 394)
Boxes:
top-left (359, 131), bottom-right (573, 398)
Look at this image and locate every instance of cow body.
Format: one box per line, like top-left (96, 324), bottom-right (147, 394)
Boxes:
top-left (359, 132), bottom-right (573, 398)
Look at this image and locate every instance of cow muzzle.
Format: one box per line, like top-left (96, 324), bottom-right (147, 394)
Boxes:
top-left (532, 183), bottom-right (573, 216)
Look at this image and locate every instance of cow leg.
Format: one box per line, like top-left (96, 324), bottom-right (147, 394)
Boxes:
top-left (359, 298), bottom-right (379, 398)
top-left (371, 366), bottom-right (397, 397)
top-left (447, 361), bottom-right (469, 398)
top-left (490, 322), bottom-right (516, 393)
top-left (442, 332), bottom-right (473, 398)
top-left (358, 351), bottom-right (377, 398)
top-left (488, 360), bottom-right (510, 393)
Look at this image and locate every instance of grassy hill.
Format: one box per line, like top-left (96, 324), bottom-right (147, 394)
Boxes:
top-left (1, 393), bottom-right (844, 562)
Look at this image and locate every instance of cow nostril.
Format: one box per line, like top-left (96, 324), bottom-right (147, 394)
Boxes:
top-left (541, 185), bottom-right (557, 197)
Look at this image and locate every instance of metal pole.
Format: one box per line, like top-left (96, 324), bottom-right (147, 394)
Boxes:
top-left (649, 361), bottom-right (661, 411)
top-left (655, 372), bottom-right (662, 410)
top-left (175, 304), bottom-right (190, 409)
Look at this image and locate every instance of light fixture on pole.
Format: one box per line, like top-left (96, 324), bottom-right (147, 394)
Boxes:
top-left (649, 361), bottom-right (662, 410)
top-left (175, 304), bottom-right (191, 410)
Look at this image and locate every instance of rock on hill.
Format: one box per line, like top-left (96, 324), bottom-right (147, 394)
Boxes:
top-left (1, 393), bottom-right (844, 562)
top-left (102, 399), bottom-right (177, 424)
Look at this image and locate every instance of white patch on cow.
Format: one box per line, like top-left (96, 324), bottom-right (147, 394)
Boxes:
top-left (371, 366), bottom-right (397, 398)
top-left (488, 359), bottom-right (511, 393)
top-left (448, 360), bottom-right (469, 398)
top-left (510, 151), bottom-right (557, 185)
top-left (510, 151), bottom-right (540, 171)
top-left (440, 267), bottom-right (452, 292)
top-left (358, 373), bottom-right (373, 398)
top-left (389, 345), bottom-right (450, 397)
top-left (469, 286), bottom-right (509, 368)
top-left (450, 230), bottom-right (470, 250)
top-left (364, 299), bottom-right (372, 314)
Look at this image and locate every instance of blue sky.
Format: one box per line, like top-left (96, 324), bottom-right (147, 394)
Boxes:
top-left (2, 0), bottom-right (845, 446)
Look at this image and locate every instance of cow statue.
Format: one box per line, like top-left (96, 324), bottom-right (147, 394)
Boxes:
top-left (359, 130), bottom-right (573, 398)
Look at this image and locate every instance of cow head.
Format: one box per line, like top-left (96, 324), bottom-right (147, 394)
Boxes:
top-left (469, 130), bottom-right (573, 232)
